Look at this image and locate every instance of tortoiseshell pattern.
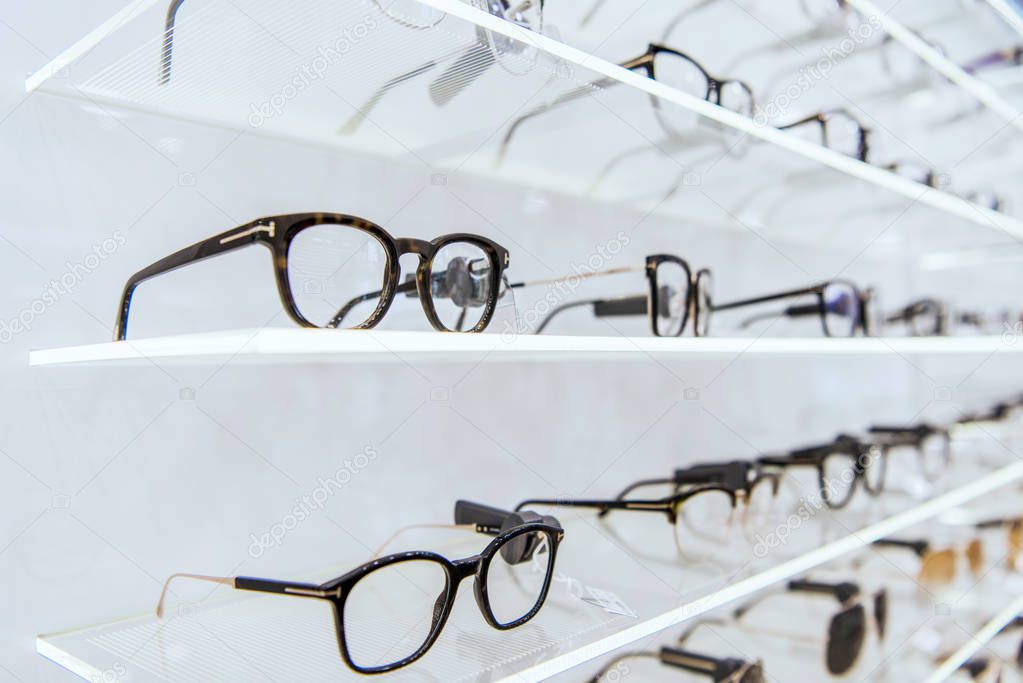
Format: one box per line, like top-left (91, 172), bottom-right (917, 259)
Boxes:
top-left (114, 212), bottom-right (510, 340)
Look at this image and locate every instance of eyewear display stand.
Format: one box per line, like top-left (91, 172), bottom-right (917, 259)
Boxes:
top-left (28, 328), bottom-right (1023, 367)
top-left (23, 0), bottom-right (1023, 247)
top-left (37, 460), bottom-right (1023, 682)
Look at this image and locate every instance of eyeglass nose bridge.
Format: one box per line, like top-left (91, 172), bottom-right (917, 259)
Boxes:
top-left (451, 555), bottom-right (483, 582)
top-left (394, 238), bottom-right (436, 260)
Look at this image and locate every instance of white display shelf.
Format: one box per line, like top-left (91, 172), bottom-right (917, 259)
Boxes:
top-left (37, 461), bottom-right (1023, 682)
top-left (23, 0), bottom-right (1023, 246)
top-left (27, 328), bottom-right (1023, 367)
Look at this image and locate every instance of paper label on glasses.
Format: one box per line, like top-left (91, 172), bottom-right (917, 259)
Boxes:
top-left (578, 587), bottom-right (638, 619)
top-left (544, 566), bottom-right (637, 618)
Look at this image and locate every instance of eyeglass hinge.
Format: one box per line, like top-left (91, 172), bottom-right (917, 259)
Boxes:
top-left (284, 586), bottom-right (339, 599)
top-left (220, 221), bottom-right (276, 245)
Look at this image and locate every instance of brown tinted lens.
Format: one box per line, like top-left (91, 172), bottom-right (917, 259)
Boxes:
top-left (1009, 521), bottom-right (1023, 571)
top-left (873, 590), bottom-right (888, 640)
top-left (966, 538), bottom-right (984, 576)
top-left (919, 548), bottom-right (956, 585)
top-left (826, 604), bottom-right (866, 674)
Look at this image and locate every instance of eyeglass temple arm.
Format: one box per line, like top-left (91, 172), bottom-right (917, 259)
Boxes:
top-left (584, 651), bottom-right (659, 683)
top-left (368, 523), bottom-right (481, 560)
top-left (114, 220), bottom-right (277, 341)
top-left (737, 302), bottom-right (821, 330)
top-left (975, 516), bottom-right (1022, 529)
top-left (961, 47), bottom-right (1021, 74)
top-left (711, 284), bottom-right (823, 313)
top-left (513, 497), bottom-right (670, 518)
top-left (159, 0), bottom-right (187, 85)
top-left (658, 647), bottom-right (728, 677)
top-left (498, 60), bottom-right (650, 161)
top-left (596, 477), bottom-right (676, 518)
top-left (873, 538), bottom-right (929, 556)
top-left (732, 579), bottom-right (853, 619)
top-left (329, 278), bottom-right (418, 329)
top-left (155, 572), bottom-right (326, 618)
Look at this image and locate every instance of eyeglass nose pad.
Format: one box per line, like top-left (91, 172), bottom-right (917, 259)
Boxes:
top-left (429, 589), bottom-right (447, 632)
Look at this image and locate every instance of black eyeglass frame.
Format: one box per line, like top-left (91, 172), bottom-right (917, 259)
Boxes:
top-left (758, 435), bottom-right (885, 509)
top-left (620, 43), bottom-right (755, 116)
top-left (776, 108), bottom-right (871, 162)
top-left (114, 212), bottom-right (510, 340)
top-left (156, 512), bottom-right (562, 675)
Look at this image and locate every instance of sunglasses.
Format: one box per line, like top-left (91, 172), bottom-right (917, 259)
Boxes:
top-left (731, 579), bottom-right (887, 676)
top-left (588, 647), bottom-right (764, 683)
top-left (873, 537), bottom-right (983, 585)
top-left (758, 434), bottom-right (885, 509)
top-left (115, 213), bottom-right (510, 340)
top-left (155, 501), bottom-right (562, 674)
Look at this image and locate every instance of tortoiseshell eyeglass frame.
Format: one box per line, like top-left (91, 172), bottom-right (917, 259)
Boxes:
top-left (113, 212), bottom-right (510, 340)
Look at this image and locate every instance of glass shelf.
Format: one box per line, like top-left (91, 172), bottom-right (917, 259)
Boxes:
top-left (37, 459), bottom-right (1023, 682)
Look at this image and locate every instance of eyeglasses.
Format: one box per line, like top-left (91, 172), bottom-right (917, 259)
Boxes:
top-left (525, 263), bottom-right (867, 338)
top-left (508, 254), bottom-right (694, 336)
top-left (776, 108), bottom-right (871, 162)
top-left (867, 423), bottom-right (951, 481)
top-left (714, 279), bottom-right (870, 337)
top-left (881, 298), bottom-right (948, 336)
top-left (587, 647), bottom-right (764, 683)
top-left (620, 43), bottom-right (755, 129)
top-left (155, 500), bottom-right (562, 674)
top-left (499, 44), bottom-right (753, 159)
top-left (598, 460), bottom-right (780, 534)
top-left (758, 435), bottom-right (885, 509)
top-left (159, 0), bottom-right (544, 85)
top-left (873, 537), bottom-right (983, 585)
top-left (114, 213), bottom-right (510, 340)
top-left (513, 483), bottom-right (755, 556)
top-left (730, 579), bottom-right (887, 676)
top-left (883, 162), bottom-right (1005, 210)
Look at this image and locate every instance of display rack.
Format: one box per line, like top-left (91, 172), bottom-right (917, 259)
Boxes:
top-left (24, 2), bottom-right (1023, 682)
top-left (27, 329), bottom-right (1023, 367)
top-left (23, 0), bottom-right (1023, 243)
top-left (37, 460), bottom-right (1023, 682)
